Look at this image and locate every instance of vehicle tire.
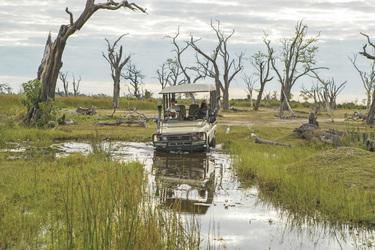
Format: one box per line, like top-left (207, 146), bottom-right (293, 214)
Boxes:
top-left (209, 137), bottom-right (216, 148)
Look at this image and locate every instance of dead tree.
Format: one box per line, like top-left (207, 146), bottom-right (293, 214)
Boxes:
top-left (166, 27), bottom-right (209, 86)
top-left (264, 20), bottom-right (319, 115)
top-left (251, 51), bottom-right (274, 111)
top-left (189, 20), bottom-right (244, 111)
top-left (300, 83), bottom-right (324, 114)
top-left (72, 74), bottom-right (81, 97)
top-left (103, 34), bottom-right (131, 108)
top-left (59, 71), bottom-right (69, 97)
top-left (349, 54), bottom-right (375, 113)
top-left (359, 33), bottom-right (375, 124)
top-left (308, 68), bottom-right (333, 118)
top-left (155, 58), bottom-right (183, 88)
top-left (327, 79), bottom-right (346, 110)
top-left (156, 27), bottom-right (209, 103)
top-left (30, 1), bottom-right (145, 124)
top-left (122, 61), bottom-right (144, 100)
top-left (155, 62), bottom-right (171, 89)
top-left (242, 74), bottom-right (256, 107)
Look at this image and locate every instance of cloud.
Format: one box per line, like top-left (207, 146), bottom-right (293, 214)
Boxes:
top-left (1, 0), bottom-right (375, 100)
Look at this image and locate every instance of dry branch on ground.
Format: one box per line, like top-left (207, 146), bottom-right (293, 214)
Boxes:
top-left (255, 137), bottom-right (293, 147)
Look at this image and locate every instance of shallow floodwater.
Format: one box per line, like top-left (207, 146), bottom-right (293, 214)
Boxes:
top-left (3, 142), bottom-right (375, 249)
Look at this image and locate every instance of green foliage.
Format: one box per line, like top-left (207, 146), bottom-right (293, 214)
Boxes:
top-left (35, 98), bottom-right (58, 128)
top-left (337, 102), bottom-right (366, 110)
top-left (19, 79), bottom-right (58, 128)
top-left (144, 89), bottom-right (153, 99)
top-left (20, 79), bottom-right (42, 112)
top-left (0, 94), bottom-right (24, 116)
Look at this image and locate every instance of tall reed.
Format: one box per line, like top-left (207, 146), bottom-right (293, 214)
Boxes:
top-left (0, 151), bottom-right (200, 249)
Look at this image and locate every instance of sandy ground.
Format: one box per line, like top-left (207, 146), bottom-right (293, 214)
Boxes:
top-left (101, 108), bottom-right (349, 129)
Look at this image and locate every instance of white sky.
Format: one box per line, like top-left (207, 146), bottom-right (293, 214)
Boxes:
top-left (1, 0), bottom-right (375, 103)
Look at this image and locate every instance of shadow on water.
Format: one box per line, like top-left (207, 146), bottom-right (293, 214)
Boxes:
top-left (2, 141), bottom-right (375, 249)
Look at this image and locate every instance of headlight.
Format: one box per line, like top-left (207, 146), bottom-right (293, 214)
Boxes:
top-left (192, 133), bottom-right (205, 140)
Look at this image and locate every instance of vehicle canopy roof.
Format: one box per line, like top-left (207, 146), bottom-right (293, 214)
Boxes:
top-left (159, 83), bottom-right (215, 94)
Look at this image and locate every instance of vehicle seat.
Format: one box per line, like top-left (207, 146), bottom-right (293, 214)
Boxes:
top-left (177, 105), bottom-right (186, 119)
top-left (188, 104), bottom-right (199, 119)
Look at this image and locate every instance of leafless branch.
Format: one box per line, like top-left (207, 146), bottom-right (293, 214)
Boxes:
top-left (65, 7), bottom-right (74, 25)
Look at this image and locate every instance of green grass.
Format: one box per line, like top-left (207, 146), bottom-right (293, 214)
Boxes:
top-left (218, 125), bottom-right (375, 226)
top-left (53, 96), bottom-right (158, 110)
top-left (0, 94), bottom-right (25, 117)
top-left (0, 151), bottom-right (200, 249)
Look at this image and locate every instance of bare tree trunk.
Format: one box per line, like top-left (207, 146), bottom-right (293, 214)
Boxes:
top-left (281, 90), bottom-right (296, 117)
top-left (367, 91), bottom-right (375, 124)
top-left (253, 84), bottom-right (264, 111)
top-left (367, 93), bottom-right (372, 113)
top-left (222, 89), bottom-right (229, 110)
top-left (113, 74), bottom-right (121, 108)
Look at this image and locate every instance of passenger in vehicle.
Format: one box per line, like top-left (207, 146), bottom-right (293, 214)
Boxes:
top-left (166, 98), bottom-right (180, 118)
top-left (197, 99), bottom-right (210, 119)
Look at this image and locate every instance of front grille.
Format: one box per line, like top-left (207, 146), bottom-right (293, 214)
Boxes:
top-left (167, 135), bottom-right (191, 141)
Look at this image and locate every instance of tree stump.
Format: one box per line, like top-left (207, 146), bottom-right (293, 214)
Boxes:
top-left (308, 112), bottom-right (319, 126)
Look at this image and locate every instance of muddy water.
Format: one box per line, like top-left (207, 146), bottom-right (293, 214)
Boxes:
top-left (3, 142), bottom-right (374, 249)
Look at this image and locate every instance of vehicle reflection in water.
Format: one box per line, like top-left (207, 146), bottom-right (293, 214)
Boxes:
top-left (152, 151), bottom-right (214, 214)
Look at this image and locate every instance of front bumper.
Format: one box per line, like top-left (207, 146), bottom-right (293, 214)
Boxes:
top-left (152, 133), bottom-right (208, 152)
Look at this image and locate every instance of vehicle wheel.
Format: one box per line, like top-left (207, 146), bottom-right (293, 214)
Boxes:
top-left (209, 137), bottom-right (216, 148)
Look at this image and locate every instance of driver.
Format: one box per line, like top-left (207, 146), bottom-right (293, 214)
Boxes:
top-left (166, 98), bottom-right (180, 118)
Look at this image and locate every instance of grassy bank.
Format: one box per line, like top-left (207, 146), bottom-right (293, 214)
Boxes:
top-left (218, 125), bottom-right (375, 226)
top-left (0, 151), bottom-right (199, 249)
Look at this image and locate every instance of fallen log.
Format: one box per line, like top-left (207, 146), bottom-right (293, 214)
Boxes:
top-left (255, 137), bottom-right (293, 147)
top-left (345, 110), bottom-right (367, 121)
top-left (95, 119), bottom-right (148, 129)
top-left (117, 119), bottom-right (149, 129)
top-left (230, 106), bottom-right (252, 112)
top-left (76, 106), bottom-right (97, 115)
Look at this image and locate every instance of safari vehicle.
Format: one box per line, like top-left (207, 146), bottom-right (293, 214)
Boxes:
top-left (152, 83), bottom-right (218, 152)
